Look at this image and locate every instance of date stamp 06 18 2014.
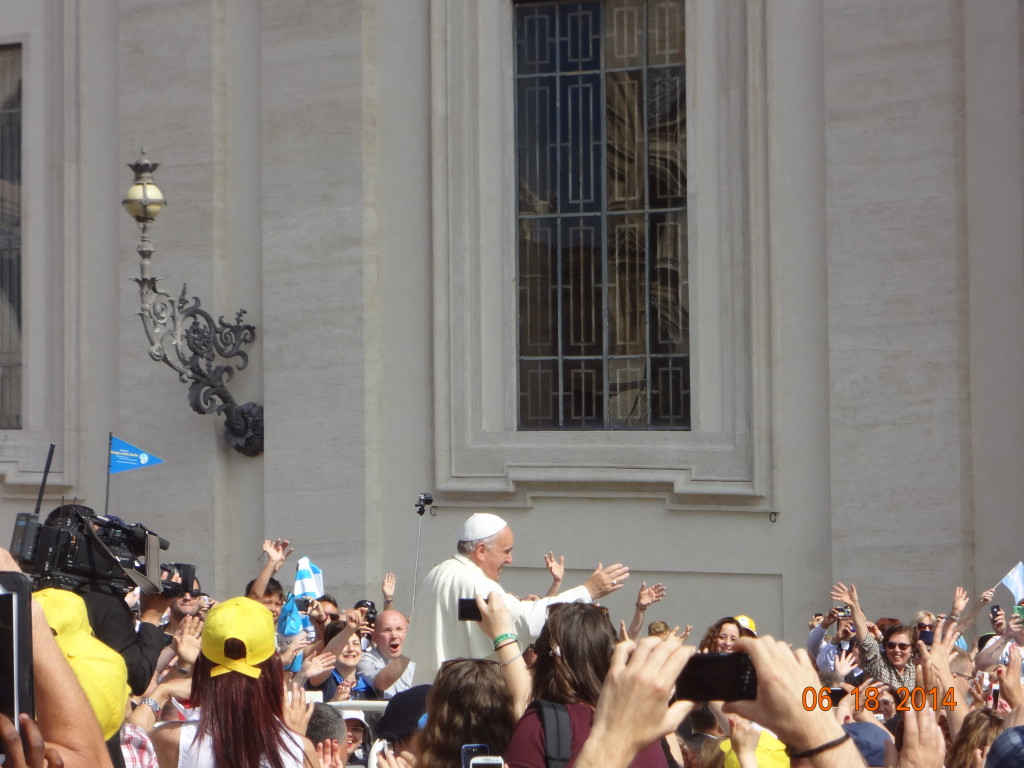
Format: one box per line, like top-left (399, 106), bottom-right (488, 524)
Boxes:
top-left (802, 686), bottom-right (957, 712)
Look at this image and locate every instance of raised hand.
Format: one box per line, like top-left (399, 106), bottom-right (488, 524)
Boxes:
top-left (282, 680), bottom-right (314, 735)
top-left (262, 538), bottom-right (294, 572)
top-left (1010, 613), bottom-right (1024, 644)
top-left (583, 562), bottom-right (630, 599)
top-left (316, 738), bottom-right (346, 768)
top-left (306, 598), bottom-right (329, 625)
top-left (331, 678), bottom-right (353, 702)
top-left (727, 715), bottom-right (760, 764)
top-left (280, 634), bottom-right (310, 667)
top-left (992, 606), bottom-right (1007, 634)
top-left (833, 648), bottom-right (856, 680)
top-left (951, 586), bottom-right (969, 615)
top-left (382, 572), bottom-right (397, 603)
top-left (375, 744), bottom-right (416, 768)
top-left (544, 552), bottom-right (566, 583)
top-left (829, 581), bottom-right (858, 606)
top-left (896, 689), bottom-right (944, 768)
top-left (475, 591), bottom-right (514, 645)
top-left (297, 651), bottom-right (337, 684)
top-left (636, 581), bottom-right (667, 610)
top-left (917, 618), bottom-right (958, 695)
top-left (172, 614), bottom-right (204, 668)
top-left (0, 713), bottom-right (64, 768)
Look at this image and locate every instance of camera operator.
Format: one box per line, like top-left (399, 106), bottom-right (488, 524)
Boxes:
top-left (45, 505), bottom-right (171, 695)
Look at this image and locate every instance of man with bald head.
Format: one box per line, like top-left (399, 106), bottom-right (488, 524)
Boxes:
top-left (357, 608), bottom-right (415, 698)
top-left (407, 512), bottom-right (630, 683)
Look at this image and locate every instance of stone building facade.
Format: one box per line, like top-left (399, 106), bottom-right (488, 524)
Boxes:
top-left (0, 0), bottom-right (1021, 640)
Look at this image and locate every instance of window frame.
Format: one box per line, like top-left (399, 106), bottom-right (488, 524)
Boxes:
top-left (429, 0), bottom-right (772, 507)
top-left (0, 42), bottom-right (23, 430)
top-left (0, 4), bottom-right (74, 492)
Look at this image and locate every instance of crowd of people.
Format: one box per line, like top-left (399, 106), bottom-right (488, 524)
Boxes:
top-left (5, 506), bottom-right (1024, 768)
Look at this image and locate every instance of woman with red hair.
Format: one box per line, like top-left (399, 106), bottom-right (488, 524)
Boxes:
top-left (151, 596), bottom-right (319, 768)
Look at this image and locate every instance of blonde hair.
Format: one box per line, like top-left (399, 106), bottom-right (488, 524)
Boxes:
top-left (648, 620), bottom-right (670, 637)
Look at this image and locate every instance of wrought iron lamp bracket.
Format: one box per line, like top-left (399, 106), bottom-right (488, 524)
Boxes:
top-left (125, 150), bottom-right (264, 456)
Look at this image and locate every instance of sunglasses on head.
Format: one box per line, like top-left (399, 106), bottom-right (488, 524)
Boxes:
top-left (886, 641), bottom-right (911, 651)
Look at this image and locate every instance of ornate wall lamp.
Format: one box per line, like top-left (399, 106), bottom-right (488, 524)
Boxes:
top-left (122, 149), bottom-right (264, 456)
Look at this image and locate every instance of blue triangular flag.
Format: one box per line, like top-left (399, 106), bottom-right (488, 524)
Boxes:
top-left (108, 435), bottom-right (164, 474)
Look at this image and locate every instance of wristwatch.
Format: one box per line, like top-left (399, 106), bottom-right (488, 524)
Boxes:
top-left (141, 696), bottom-right (161, 715)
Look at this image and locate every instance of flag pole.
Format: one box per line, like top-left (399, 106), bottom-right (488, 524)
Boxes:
top-left (104, 431), bottom-right (112, 516)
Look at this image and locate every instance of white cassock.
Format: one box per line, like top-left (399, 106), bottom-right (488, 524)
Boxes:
top-left (407, 554), bottom-right (592, 684)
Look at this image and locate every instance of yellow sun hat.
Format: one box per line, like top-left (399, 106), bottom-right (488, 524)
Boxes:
top-left (34, 588), bottom-right (130, 741)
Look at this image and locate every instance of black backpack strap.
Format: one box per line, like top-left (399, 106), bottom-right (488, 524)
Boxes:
top-left (659, 736), bottom-right (680, 768)
top-left (530, 700), bottom-right (572, 768)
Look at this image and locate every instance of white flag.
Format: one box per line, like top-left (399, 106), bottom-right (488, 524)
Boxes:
top-left (1001, 561), bottom-right (1024, 605)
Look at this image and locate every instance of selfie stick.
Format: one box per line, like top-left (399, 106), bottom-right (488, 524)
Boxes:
top-left (410, 492), bottom-right (434, 620)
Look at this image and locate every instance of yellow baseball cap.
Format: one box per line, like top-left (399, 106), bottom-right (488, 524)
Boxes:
top-left (202, 596), bottom-right (277, 679)
top-left (734, 614), bottom-right (757, 637)
top-left (34, 588), bottom-right (130, 741)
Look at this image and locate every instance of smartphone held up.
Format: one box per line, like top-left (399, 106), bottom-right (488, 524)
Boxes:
top-left (0, 570), bottom-right (34, 765)
top-left (675, 652), bottom-right (757, 702)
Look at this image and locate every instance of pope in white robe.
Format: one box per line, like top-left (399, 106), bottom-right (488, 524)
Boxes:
top-left (406, 513), bottom-right (630, 684)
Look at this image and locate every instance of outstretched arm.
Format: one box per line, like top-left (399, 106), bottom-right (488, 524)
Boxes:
top-left (974, 610), bottom-right (1021, 672)
top-left (543, 553), bottom-right (565, 597)
top-left (916, 617), bottom-right (964, 738)
top-left (248, 538), bottom-right (292, 600)
top-left (476, 592), bottom-right (531, 718)
top-left (626, 582), bottom-right (666, 640)
top-left (581, 562), bottom-right (631, 600)
top-left (953, 585), bottom-right (995, 635)
top-left (830, 582), bottom-right (868, 644)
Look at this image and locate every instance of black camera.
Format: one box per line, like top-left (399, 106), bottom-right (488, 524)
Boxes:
top-left (159, 562), bottom-right (199, 598)
top-left (9, 504), bottom-right (177, 595)
top-left (355, 599), bottom-right (378, 625)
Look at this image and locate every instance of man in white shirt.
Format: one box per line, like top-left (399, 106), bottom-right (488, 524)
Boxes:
top-left (406, 512), bottom-right (630, 683)
top-left (357, 609), bottom-right (415, 698)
